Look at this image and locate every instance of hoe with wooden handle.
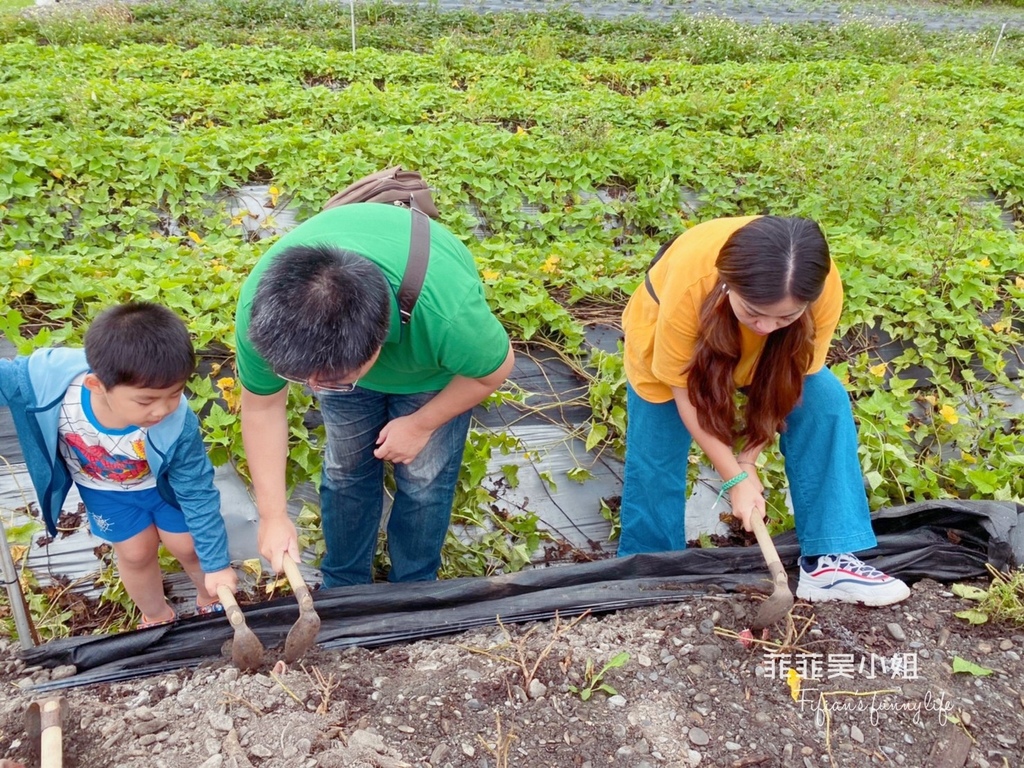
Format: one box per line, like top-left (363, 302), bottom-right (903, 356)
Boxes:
top-left (282, 553), bottom-right (321, 663)
top-left (26, 697), bottom-right (67, 768)
top-left (748, 513), bottom-right (795, 630)
top-left (217, 585), bottom-right (264, 672)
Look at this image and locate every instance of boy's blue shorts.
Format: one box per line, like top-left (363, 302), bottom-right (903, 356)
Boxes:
top-left (77, 485), bottom-right (189, 543)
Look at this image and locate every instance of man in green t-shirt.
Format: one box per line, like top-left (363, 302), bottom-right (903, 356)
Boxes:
top-left (236, 203), bottom-right (514, 588)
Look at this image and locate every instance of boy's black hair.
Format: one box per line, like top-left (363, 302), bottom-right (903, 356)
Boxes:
top-left (248, 244), bottom-right (390, 381)
top-left (84, 302), bottom-right (196, 389)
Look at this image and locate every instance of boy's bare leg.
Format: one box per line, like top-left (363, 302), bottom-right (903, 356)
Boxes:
top-left (159, 530), bottom-right (218, 607)
top-left (113, 525), bottom-right (174, 621)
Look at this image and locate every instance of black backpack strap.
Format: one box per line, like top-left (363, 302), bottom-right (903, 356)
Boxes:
top-left (397, 201), bottom-right (431, 324)
top-left (643, 233), bottom-right (682, 305)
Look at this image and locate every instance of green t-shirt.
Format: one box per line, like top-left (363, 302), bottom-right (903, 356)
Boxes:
top-left (235, 203), bottom-right (509, 396)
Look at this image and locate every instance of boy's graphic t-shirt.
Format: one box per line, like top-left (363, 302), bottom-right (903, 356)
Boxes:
top-left (57, 373), bottom-right (157, 492)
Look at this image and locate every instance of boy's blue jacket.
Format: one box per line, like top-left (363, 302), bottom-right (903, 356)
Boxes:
top-left (0, 348), bottom-right (230, 573)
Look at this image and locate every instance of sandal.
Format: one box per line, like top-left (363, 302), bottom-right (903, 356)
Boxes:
top-left (138, 606), bottom-right (177, 630)
top-left (195, 599), bottom-right (225, 617)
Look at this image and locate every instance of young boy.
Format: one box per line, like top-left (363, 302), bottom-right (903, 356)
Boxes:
top-left (0, 302), bottom-right (237, 627)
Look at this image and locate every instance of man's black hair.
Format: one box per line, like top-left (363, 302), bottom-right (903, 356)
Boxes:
top-left (85, 302), bottom-right (196, 389)
top-left (248, 244), bottom-right (391, 380)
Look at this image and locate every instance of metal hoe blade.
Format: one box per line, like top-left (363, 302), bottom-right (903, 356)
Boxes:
top-left (282, 554), bottom-right (321, 664)
top-left (217, 585), bottom-right (264, 672)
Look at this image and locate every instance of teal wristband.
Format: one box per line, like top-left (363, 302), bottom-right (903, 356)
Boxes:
top-left (712, 470), bottom-right (748, 509)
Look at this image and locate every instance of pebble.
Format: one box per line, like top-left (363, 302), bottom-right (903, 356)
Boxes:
top-left (999, 639), bottom-right (1014, 651)
top-left (528, 679), bottom-right (547, 699)
top-left (696, 645), bottom-right (722, 663)
top-left (886, 623), bottom-right (906, 642)
top-left (688, 727), bottom-right (710, 746)
top-left (208, 713), bottom-right (233, 732)
top-left (607, 695), bottom-right (627, 708)
top-left (197, 757), bottom-right (223, 768)
top-left (851, 725), bottom-right (865, 743)
top-left (51, 664), bottom-right (77, 680)
top-left (698, 619), bottom-right (715, 635)
top-left (132, 718), bottom-right (169, 736)
top-left (429, 743), bottom-right (448, 764)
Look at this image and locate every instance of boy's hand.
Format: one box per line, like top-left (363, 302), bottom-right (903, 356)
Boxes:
top-left (258, 515), bottom-right (300, 574)
top-left (204, 567), bottom-right (238, 597)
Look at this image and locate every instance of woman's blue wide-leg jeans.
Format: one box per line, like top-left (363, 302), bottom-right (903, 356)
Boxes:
top-left (617, 368), bottom-right (877, 557)
top-left (317, 388), bottom-right (472, 588)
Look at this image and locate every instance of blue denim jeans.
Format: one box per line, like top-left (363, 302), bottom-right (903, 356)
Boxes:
top-left (317, 388), bottom-right (472, 588)
top-left (618, 368), bottom-right (877, 557)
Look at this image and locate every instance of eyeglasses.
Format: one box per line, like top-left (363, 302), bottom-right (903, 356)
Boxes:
top-left (278, 374), bottom-right (359, 393)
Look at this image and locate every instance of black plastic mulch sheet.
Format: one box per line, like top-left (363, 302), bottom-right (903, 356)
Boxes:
top-left (20, 500), bottom-right (1023, 692)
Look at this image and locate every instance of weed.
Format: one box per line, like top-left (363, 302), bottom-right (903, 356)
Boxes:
top-left (458, 612), bottom-right (589, 694)
top-left (953, 563), bottom-right (1024, 626)
top-left (567, 651), bottom-right (630, 701)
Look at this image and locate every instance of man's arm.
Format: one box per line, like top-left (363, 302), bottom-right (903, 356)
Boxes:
top-left (240, 385), bottom-right (298, 573)
top-left (374, 344), bottom-right (515, 464)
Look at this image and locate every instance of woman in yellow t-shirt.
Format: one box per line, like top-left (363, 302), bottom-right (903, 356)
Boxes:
top-left (620, 215), bottom-right (909, 607)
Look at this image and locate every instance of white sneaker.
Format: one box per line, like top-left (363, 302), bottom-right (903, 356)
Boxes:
top-left (796, 553), bottom-right (910, 607)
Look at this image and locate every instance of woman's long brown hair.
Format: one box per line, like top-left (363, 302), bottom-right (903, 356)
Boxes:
top-left (684, 217), bottom-right (831, 449)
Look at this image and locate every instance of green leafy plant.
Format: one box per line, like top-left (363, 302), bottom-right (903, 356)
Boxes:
top-left (568, 651), bottom-right (630, 701)
top-left (952, 564), bottom-right (1024, 626)
top-left (951, 656), bottom-right (994, 677)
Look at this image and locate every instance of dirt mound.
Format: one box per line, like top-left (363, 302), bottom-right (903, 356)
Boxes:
top-left (2, 577), bottom-right (1022, 768)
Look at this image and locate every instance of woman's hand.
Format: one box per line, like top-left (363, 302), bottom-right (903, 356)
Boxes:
top-left (728, 473), bottom-right (766, 532)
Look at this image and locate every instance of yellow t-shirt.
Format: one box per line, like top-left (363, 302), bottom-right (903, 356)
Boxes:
top-left (622, 216), bottom-right (843, 404)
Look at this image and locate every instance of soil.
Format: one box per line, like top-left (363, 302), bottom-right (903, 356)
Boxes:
top-left (2, 577), bottom-right (1023, 768)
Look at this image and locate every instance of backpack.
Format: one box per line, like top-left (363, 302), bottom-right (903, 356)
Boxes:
top-left (642, 233), bottom-right (682, 305)
top-left (323, 167), bottom-right (439, 324)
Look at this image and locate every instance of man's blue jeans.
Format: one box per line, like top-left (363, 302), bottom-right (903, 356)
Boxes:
top-left (618, 368), bottom-right (878, 557)
top-left (317, 388), bottom-right (472, 588)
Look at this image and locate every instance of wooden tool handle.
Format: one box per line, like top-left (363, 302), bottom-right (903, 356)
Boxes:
top-left (216, 585), bottom-right (246, 628)
top-left (750, 513), bottom-right (788, 588)
top-left (282, 554), bottom-right (314, 612)
top-left (39, 699), bottom-right (63, 768)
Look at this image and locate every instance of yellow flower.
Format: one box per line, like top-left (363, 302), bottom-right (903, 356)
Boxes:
top-left (939, 404), bottom-right (959, 425)
top-left (991, 319), bottom-right (1010, 333)
top-left (268, 186), bottom-right (280, 207)
top-left (869, 363), bottom-right (887, 377)
top-left (481, 269), bottom-right (500, 281)
top-left (1016, 276), bottom-right (1024, 290)
top-left (977, 257), bottom-right (991, 268)
top-left (539, 255), bottom-right (560, 274)
top-left (217, 377), bottom-right (241, 413)
top-left (786, 667), bottom-right (802, 701)
top-left (187, 231), bottom-right (204, 245)
top-left (17, 255), bottom-right (33, 268)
